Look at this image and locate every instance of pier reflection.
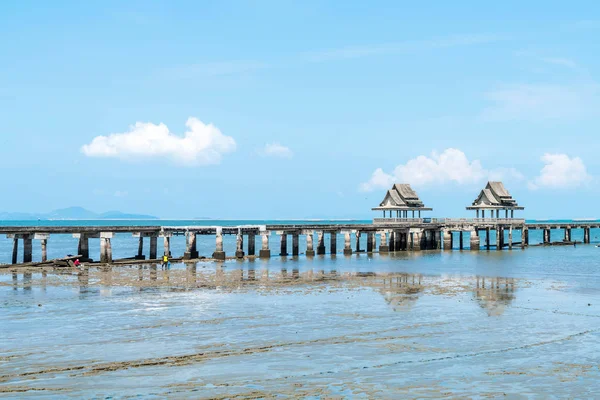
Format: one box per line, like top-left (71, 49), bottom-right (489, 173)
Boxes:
top-left (474, 276), bottom-right (516, 316)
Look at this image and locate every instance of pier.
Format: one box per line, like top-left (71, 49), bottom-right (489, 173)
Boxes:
top-left (0, 219), bottom-right (598, 267)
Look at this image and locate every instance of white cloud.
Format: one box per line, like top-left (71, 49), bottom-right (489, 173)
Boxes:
top-left (261, 143), bottom-right (293, 158)
top-left (360, 148), bottom-right (519, 191)
top-left (81, 117), bottom-right (236, 166)
top-left (528, 154), bottom-right (592, 190)
top-left (481, 84), bottom-right (600, 121)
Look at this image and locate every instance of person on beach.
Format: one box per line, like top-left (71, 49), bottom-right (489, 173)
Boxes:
top-left (73, 259), bottom-right (81, 267)
top-left (162, 254), bottom-right (169, 269)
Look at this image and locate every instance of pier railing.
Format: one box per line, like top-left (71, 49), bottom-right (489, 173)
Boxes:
top-left (373, 218), bottom-right (526, 225)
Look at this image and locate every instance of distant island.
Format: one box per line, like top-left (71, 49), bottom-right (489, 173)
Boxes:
top-left (0, 206), bottom-right (158, 221)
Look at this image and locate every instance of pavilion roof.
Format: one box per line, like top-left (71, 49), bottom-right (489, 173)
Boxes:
top-left (466, 181), bottom-right (524, 210)
top-left (372, 184), bottom-right (432, 211)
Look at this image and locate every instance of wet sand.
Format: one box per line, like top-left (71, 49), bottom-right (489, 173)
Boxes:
top-left (2, 248), bottom-right (600, 398)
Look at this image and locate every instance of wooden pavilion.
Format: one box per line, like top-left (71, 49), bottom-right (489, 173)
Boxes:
top-left (372, 184), bottom-right (432, 218)
top-left (466, 181), bottom-right (524, 218)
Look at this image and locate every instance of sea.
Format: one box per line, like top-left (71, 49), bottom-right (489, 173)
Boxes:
top-left (1, 219), bottom-right (600, 398)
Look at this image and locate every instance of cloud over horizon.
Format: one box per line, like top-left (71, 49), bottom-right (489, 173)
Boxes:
top-left (81, 117), bottom-right (236, 166)
top-left (360, 148), bottom-right (523, 192)
top-left (528, 153), bottom-right (592, 189)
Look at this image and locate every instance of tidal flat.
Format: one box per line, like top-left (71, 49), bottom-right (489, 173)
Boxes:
top-left (1, 247), bottom-right (600, 398)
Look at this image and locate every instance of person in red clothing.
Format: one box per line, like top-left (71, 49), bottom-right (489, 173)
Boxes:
top-left (73, 259), bottom-right (81, 267)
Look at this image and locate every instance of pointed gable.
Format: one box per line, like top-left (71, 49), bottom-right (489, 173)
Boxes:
top-left (373, 183), bottom-right (432, 211)
top-left (467, 181), bottom-right (523, 210)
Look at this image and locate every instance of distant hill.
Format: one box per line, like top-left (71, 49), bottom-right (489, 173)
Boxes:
top-left (0, 206), bottom-right (158, 220)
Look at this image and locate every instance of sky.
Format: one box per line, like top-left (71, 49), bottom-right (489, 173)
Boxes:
top-left (1, 0), bottom-right (600, 219)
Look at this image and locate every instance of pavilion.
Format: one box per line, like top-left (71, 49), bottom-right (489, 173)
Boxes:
top-left (372, 184), bottom-right (432, 218)
top-left (466, 181), bottom-right (524, 218)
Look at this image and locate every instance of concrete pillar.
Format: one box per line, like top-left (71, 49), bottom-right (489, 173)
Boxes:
top-left (213, 228), bottom-right (226, 260)
top-left (379, 231), bottom-right (389, 253)
top-left (248, 233), bottom-right (256, 256)
top-left (137, 237), bottom-right (144, 259)
top-left (184, 232), bottom-right (199, 260)
top-left (41, 239), bottom-right (48, 262)
top-left (23, 235), bottom-right (33, 263)
top-left (394, 230), bottom-right (402, 251)
top-left (435, 230), bottom-right (442, 250)
top-left (259, 232), bottom-right (271, 258)
top-left (412, 230), bottom-right (422, 251)
top-left (329, 232), bottom-right (337, 255)
top-left (163, 235), bottom-right (171, 256)
top-left (486, 228), bottom-right (490, 249)
top-left (11, 238), bottom-right (18, 264)
top-left (584, 227), bottom-right (590, 244)
top-left (443, 230), bottom-right (452, 250)
top-left (317, 231), bottom-right (326, 255)
top-left (149, 236), bottom-right (158, 259)
top-left (508, 227), bottom-right (513, 250)
top-left (497, 227), bottom-right (503, 250)
top-left (459, 231), bottom-right (464, 250)
top-left (77, 234), bottom-right (90, 260)
top-left (543, 228), bottom-right (550, 244)
top-left (470, 230), bottom-right (480, 251)
top-left (565, 227), bottom-right (572, 242)
top-left (100, 232), bottom-right (113, 263)
top-left (355, 231), bottom-right (361, 253)
top-left (522, 227), bottom-right (528, 248)
top-left (236, 230), bottom-right (245, 259)
top-left (367, 232), bottom-right (374, 253)
top-left (279, 232), bottom-right (288, 256)
top-left (343, 232), bottom-right (352, 255)
top-left (305, 231), bottom-right (315, 257)
top-left (292, 233), bottom-right (300, 256)
top-left (391, 231), bottom-right (398, 252)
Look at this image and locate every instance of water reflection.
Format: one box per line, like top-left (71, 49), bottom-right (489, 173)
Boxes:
top-left (475, 276), bottom-right (516, 316)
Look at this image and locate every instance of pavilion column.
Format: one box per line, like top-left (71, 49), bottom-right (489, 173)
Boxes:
top-left (247, 233), bottom-right (256, 256)
top-left (213, 228), bottom-right (226, 260)
top-left (379, 231), bottom-right (389, 253)
top-left (443, 230), bottom-right (452, 250)
top-left (305, 231), bottom-right (315, 257)
top-left (259, 232), bottom-right (271, 258)
top-left (149, 236), bottom-right (158, 260)
top-left (317, 231), bottom-right (326, 255)
top-left (329, 232), bottom-right (337, 255)
top-left (343, 231), bottom-right (352, 255)
top-left (508, 227), bottom-right (513, 250)
top-left (235, 229), bottom-right (245, 259)
top-left (292, 233), bottom-right (300, 256)
top-left (505, 209), bottom-right (508, 218)
top-left (100, 232), bottom-right (113, 263)
top-left (279, 232), bottom-right (288, 256)
top-left (482, 210), bottom-right (486, 218)
top-left (470, 230), bottom-right (480, 251)
top-left (434, 229), bottom-right (442, 250)
top-left (511, 210), bottom-right (514, 218)
top-left (366, 232), bottom-right (374, 253)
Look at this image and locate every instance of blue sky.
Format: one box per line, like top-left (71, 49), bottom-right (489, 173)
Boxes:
top-left (1, 1), bottom-right (600, 219)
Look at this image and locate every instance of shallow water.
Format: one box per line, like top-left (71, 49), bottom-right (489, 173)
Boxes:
top-left (2, 245), bottom-right (600, 398)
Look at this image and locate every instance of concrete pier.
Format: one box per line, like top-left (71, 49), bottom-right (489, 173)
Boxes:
top-left (508, 227), bottom-right (513, 250)
top-left (292, 233), bottom-right (299, 256)
top-left (367, 232), bottom-right (374, 253)
top-left (355, 231), bottom-right (361, 253)
top-left (34, 233), bottom-right (49, 262)
top-left (248, 233), bottom-right (256, 256)
top-left (470, 230), bottom-right (480, 251)
top-left (584, 227), bottom-right (590, 244)
top-left (379, 231), bottom-right (389, 253)
top-left (11, 237), bottom-right (18, 264)
top-left (212, 228), bottom-right (226, 260)
top-left (343, 232), bottom-right (352, 255)
top-left (305, 230), bottom-right (315, 257)
top-left (279, 232), bottom-right (288, 256)
top-left (259, 232), bottom-right (271, 258)
top-left (185, 232), bottom-right (199, 260)
top-left (459, 231), bottom-right (464, 250)
top-left (443, 230), bottom-right (452, 250)
top-left (150, 236), bottom-right (158, 260)
top-left (329, 232), bottom-right (337, 255)
top-left (317, 231), bottom-right (326, 255)
top-left (235, 229), bottom-right (245, 259)
top-left (100, 232), bottom-right (113, 263)
top-left (163, 234), bottom-right (171, 256)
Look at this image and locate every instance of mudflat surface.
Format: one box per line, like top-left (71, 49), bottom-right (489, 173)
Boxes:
top-left (1, 247), bottom-right (600, 398)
